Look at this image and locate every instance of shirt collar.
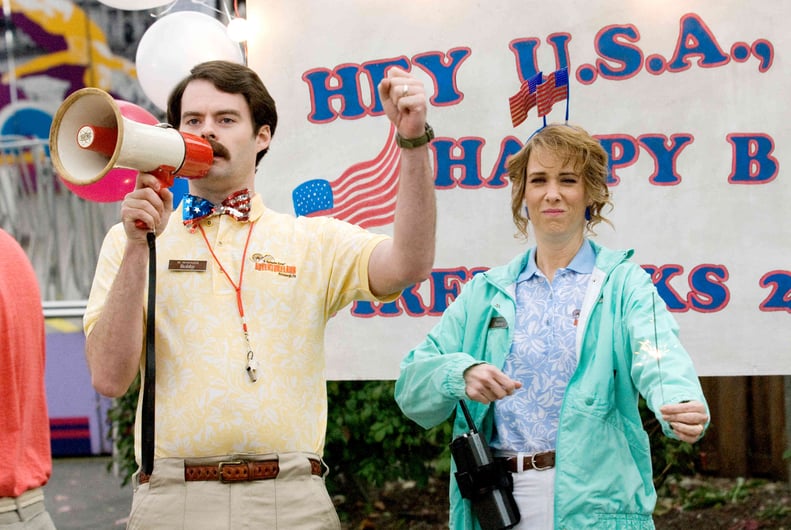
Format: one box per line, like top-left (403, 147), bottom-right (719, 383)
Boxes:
top-left (248, 192), bottom-right (265, 222)
top-left (517, 239), bottom-right (596, 282)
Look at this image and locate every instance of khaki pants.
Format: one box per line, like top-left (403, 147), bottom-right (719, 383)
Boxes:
top-left (128, 452), bottom-right (340, 530)
top-left (0, 488), bottom-right (56, 530)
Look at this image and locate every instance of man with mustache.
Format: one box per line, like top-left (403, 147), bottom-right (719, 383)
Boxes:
top-left (83, 60), bottom-right (436, 529)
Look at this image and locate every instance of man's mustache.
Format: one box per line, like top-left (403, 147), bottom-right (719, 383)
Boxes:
top-left (207, 139), bottom-right (230, 159)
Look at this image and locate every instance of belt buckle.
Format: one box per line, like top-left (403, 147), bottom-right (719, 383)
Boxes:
top-left (217, 460), bottom-right (245, 483)
top-left (531, 452), bottom-right (552, 471)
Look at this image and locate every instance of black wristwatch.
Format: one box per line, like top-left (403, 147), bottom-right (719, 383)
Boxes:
top-left (396, 123), bottom-right (435, 149)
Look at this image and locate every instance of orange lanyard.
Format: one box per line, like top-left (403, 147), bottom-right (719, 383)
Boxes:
top-left (198, 221), bottom-right (259, 382)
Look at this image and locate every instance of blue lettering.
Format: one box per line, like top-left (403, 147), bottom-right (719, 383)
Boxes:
top-left (360, 57), bottom-right (411, 114)
top-left (727, 134), bottom-right (779, 184)
top-left (351, 282), bottom-right (429, 317)
top-left (595, 134), bottom-right (638, 185)
top-left (642, 264), bottom-right (687, 311)
top-left (638, 134), bottom-right (694, 185)
top-left (350, 268), bottom-right (485, 317)
top-left (759, 271), bottom-right (791, 312)
top-left (433, 137), bottom-right (486, 189)
top-left (412, 48), bottom-right (470, 106)
top-left (302, 66), bottom-right (367, 123)
top-left (751, 39), bottom-right (774, 72)
top-left (595, 24), bottom-right (643, 79)
top-left (485, 137), bottom-right (524, 188)
top-left (667, 14), bottom-right (729, 72)
top-left (547, 33), bottom-right (572, 71)
top-left (509, 34), bottom-right (570, 81)
top-left (428, 269), bottom-right (470, 314)
top-left (687, 265), bottom-right (729, 312)
top-left (509, 38), bottom-right (541, 80)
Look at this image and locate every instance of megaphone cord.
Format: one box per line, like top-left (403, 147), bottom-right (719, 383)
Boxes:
top-left (141, 231), bottom-right (157, 475)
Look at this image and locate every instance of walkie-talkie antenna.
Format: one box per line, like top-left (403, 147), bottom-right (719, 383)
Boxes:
top-left (459, 400), bottom-right (478, 433)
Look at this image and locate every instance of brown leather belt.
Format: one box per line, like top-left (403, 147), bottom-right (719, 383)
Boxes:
top-left (138, 458), bottom-right (323, 485)
top-left (498, 450), bottom-right (556, 473)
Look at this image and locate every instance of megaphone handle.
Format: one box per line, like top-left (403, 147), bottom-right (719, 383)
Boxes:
top-left (150, 166), bottom-right (176, 188)
top-left (135, 166), bottom-right (176, 230)
top-left (132, 166), bottom-right (176, 230)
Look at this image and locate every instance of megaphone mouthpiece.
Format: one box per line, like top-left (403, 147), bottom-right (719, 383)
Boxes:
top-left (171, 131), bottom-right (214, 180)
top-left (77, 125), bottom-right (118, 157)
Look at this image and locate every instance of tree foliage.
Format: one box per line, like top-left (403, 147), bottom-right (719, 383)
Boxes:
top-left (323, 380), bottom-right (452, 503)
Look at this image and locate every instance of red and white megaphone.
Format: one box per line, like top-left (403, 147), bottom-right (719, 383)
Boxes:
top-left (49, 87), bottom-right (213, 191)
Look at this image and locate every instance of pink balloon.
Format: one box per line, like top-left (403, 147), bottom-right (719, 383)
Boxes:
top-left (62, 99), bottom-right (160, 203)
top-left (60, 168), bottom-right (138, 202)
top-left (116, 100), bottom-right (160, 126)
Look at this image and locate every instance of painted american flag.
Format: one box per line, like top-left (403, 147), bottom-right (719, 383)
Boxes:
top-left (291, 124), bottom-right (401, 228)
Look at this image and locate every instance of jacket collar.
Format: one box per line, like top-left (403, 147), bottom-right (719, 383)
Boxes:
top-left (587, 239), bottom-right (634, 274)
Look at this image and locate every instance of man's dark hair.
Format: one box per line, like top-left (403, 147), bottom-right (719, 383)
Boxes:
top-left (167, 60), bottom-right (278, 165)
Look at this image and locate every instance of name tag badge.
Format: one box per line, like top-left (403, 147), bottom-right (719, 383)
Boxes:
top-left (489, 316), bottom-right (508, 329)
top-left (168, 260), bottom-right (208, 272)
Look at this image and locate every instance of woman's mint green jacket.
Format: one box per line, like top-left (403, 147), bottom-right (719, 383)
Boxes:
top-left (394, 241), bottom-right (709, 529)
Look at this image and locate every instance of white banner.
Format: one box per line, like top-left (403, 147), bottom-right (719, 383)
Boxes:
top-left (247, 0), bottom-right (790, 378)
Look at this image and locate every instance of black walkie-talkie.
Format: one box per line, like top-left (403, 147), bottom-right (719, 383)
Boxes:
top-left (450, 400), bottom-right (520, 530)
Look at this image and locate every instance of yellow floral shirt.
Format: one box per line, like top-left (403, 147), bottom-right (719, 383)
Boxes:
top-left (85, 194), bottom-right (391, 463)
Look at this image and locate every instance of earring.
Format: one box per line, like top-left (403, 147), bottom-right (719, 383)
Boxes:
top-left (585, 207), bottom-right (591, 221)
top-left (524, 206), bottom-right (530, 220)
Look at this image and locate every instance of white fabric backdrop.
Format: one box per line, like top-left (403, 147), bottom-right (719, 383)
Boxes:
top-left (247, 0), bottom-right (790, 378)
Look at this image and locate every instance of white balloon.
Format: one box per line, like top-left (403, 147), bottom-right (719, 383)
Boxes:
top-left (97, 0), bottom-right (173, 10)
top-left (135, 11), bottom-right (244, 111)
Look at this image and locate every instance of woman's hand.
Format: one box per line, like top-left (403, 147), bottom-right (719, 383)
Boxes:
top-left (661, 400), bottom-right (709, 443)
top-left (463, 364), bottom-right (522, 404)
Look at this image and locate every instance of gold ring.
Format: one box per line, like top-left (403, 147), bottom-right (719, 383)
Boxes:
top-left (401, 84), bottom-right (409, 97)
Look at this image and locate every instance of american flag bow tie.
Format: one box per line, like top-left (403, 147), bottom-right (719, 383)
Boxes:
top-left (182, 189), bottom-right (251, 228)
